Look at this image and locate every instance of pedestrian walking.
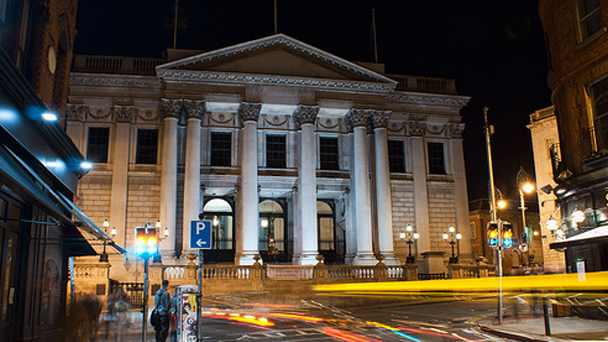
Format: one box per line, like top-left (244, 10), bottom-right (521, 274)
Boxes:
top-left (154, 280), bottom-right (171, 342)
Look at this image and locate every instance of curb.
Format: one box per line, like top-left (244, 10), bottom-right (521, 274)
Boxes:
top-left (478, 324), bottom-right (550, 342)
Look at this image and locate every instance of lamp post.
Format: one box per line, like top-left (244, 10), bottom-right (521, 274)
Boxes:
top-left (399, 225), bottom-right (419, 264)
top-left (517, 166), bottom-right (535, 266)
top-left (443, 226), bottom-right (462, 264)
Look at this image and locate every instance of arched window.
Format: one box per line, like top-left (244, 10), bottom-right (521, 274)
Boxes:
top-left (259, 199), bottom-right (284, 253)
top-left (318, 201), bottom-right (334, 251)
top-left (202, 198), bottom-right (233, 250)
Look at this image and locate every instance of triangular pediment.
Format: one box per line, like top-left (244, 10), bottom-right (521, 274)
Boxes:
top-left (157, 34), bottom-right (396, 85)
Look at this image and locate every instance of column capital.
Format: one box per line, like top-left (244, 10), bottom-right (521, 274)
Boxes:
top-left (238, 102), bottom-right (262, 123)
top-left (447, 123), bottom-right (465, 138)
top-left (183, 100), bottom-right (205, 120)
top-left (113, 105), bottom-right (137, 123)
top-left (371, 110), bottom-right (391, 129)
top-left (66, 104), bottom-right (88, 122)
top-left (346, 108), bottom-right (372, 131)
top-left (160, 99), bottom-right (183, 120)
top-left (293, 105), bottom-right (319, 128)
top-left (408, 121), bottom-right (426, 137)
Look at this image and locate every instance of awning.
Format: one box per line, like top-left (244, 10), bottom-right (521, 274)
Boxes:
top-left (550, 225), bottom-right (608, 249)
top-left (0, 143), bottom-right (126, 254)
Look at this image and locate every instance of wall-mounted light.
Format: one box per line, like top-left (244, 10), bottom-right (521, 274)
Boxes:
top-left (571, 208), bottom-right (585, 223)
top-left (80, 161), bottom-right (93, 170)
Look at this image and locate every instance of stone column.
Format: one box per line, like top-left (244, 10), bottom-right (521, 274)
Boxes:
top-left (110, 106), bottom-right (136, 247)
top-left (410, 122), bottom-right (431, 254)
top-left (238, 103), bottom-right (262, 265)
top-left (159, 99), bottom-right (182, 252)
top-left (372, 111), bottom-right (398, 265)
top-left (294, 105), bottom-right (319, 265)
top-left (182, 100), bottom-right (205, 254)
top-left (347, 109), bottom-right (376, 265)
top-left (448, 123), bottom-right (472, 261)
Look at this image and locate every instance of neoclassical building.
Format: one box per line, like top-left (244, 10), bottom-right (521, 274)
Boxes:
top-left (66, 34), bottom-right (470, 277)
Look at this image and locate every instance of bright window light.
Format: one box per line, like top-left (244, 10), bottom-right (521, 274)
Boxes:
top-left (41, 112), bottom-right (58, 122)
top-left (80, 161), bottom-right (93, 170)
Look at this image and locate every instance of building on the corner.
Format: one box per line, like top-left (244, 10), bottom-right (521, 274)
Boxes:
top-left (66, 34), bottom-right (471, 284)
top-left (539, 0), bottom-right (608, 272)
top-left (527, 106), bottom-right (565, 273)
top-left (0, 0), bottom-right (122, 341)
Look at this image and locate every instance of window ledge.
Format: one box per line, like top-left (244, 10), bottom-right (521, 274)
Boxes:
top-left (574, 27), bottom-right (607, 51)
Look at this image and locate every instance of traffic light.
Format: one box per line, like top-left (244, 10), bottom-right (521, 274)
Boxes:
top-left (501, 222), bottom-right (513, 248)
top-left (135, 226), bottom-right (158, 258)
top-left (487, 221), bottom-right (499, 248)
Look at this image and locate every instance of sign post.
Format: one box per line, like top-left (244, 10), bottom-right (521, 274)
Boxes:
top-left (190, 220), bottom-right (211, 341)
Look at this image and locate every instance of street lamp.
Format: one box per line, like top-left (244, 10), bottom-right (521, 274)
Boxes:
top-left (517, 166), bottom-right (534, 266)
top-left (443, 226), bottom-right (462, 264)
top-left (399, 225), bottom-right (419, 264)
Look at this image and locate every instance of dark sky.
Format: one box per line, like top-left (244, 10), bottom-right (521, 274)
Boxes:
top-left (74, 0), bottom-right (552, 203)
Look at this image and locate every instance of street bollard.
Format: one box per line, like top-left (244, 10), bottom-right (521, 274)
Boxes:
top-left (543, 297), bottom-right (551, 336)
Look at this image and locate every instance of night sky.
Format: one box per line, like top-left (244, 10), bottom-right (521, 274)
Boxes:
top-left (73, 0), bottom-right (552, 204)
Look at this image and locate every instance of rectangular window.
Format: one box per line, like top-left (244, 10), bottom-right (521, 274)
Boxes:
top-left (427, 142), bottom-right (446, 174)
top-left (320, 137), bottom-right (339, 170)
top-left (577, 0), bottom-right (603, 40)
top-left (86, 127), bottom-right (110, 163)
top-left (135, 129), bottom-right (158, 164)
top-left (266, 134), bottom-right (286, 168)
top-left (388, 140), bottom-right (406, 173)
top-left (210, 132), bottom-right (231, 167)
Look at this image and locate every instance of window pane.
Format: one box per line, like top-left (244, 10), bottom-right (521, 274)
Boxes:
top-left (135, 129), bottom-right (158, 164)
top-left (388, 140), bottom-right (406, 172)
top-left (86, 127), bottom-right (109, 163)
top-left (211, 132), bottom-right (231, 167)
top-left (266, 135), bottom-right (286, 168)
top-left (578, 0), bottom-right (603, 39)
top-left (320, 137), bottom-right (339, 170)
top-left (428, 142), bottom-right (446, 174)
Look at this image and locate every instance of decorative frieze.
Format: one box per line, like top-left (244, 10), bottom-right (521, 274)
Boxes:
top-left (293, 105), bottom-right (319, 128)
top-left (113, 105), bottom-right (138, 123)
top-left (160, 99), bottom-right (183, 119)
top-left (447, 123), bottom-right (465, 138)
top-left (66, 104), bottom-right (88, 122)
top-left (183, 100), bottom-right (205, 120)
top-left (371, 110), bottom-right (391, 129)
top-left (408, 122), bottom-right (426, 137)
top-left (238, 102), bottom-right (262, 123)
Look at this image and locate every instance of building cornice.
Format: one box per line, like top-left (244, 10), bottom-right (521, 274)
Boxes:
top-left (157, 70), bottom-right (395, 93)
top-left (70, 73), bottom-right (161, 89)
top-left (388, 92), bottom-right (470, 108)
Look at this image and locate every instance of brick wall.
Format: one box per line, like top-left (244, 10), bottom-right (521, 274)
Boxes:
top-left (126, 174), bottom-right (161, 247)
top-left (390, 180), bottom-right (415, 259)
top-left (427, 183), bottom-right (456, 253)
top-left (77, 175), bottom-right (112, 227)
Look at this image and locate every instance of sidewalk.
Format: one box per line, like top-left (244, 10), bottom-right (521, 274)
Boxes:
top-left (477, 316), bottom-right (608, 341)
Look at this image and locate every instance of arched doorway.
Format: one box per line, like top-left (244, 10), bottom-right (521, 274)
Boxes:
top-left (201, 198), bottom-right (234, 263)
top-left (318, 200), bottom-right (344, 264)
top-left (259, 199), bottom-right (288, 263)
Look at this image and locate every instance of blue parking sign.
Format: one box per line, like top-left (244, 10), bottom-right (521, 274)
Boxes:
top-left (190, 220), bottom-right (211, 249)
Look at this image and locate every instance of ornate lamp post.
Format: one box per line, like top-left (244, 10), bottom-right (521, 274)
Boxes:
top-left (399, 225), bottom-right (419, 264)
top-left (517, 166), bottom-right (535, 265)
top-left (443, 226), bottom-right (462, 264)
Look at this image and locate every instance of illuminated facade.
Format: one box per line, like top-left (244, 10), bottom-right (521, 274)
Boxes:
top-left (67, 34), bottom-right (471, 280)
top-left (540, 0), bottom-right (608, 272)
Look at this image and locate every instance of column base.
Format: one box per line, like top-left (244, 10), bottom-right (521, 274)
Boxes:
top-left (352, 252), bottom-right (377, 265)
top-left (378, 252), bottom-right (400, 265)
top-left (238, 252), bottom-right (261, 265)
top-left (300, 252), bottom-right (319, 265)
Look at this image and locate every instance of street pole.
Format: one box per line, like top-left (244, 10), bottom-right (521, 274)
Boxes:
top-left (519, 188), bottom-right (528, 265)
top-left (142, 257), bottom-right (149, 342)
top-left (197, 249), bottom-right (203, 340)
top-left (483, 107), bottom-right (503, 325)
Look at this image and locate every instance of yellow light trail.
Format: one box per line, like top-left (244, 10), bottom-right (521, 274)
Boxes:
top-left (314, 271), bottom-right (608, 293)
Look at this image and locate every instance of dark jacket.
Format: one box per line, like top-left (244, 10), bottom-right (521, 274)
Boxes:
top-left (155, 287), bottom-right (170, 316)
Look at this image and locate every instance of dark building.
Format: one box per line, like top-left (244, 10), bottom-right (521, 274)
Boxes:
top-left (0, 0), bottom-right (122, 340)
top-left (540, 0), bottom-right (608, 273)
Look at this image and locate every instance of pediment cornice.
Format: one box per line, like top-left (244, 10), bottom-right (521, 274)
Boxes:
top-left (156, 69), bottom-right (395, 93)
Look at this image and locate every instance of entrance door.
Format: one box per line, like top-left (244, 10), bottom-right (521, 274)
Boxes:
top-left (259, 199), bottom-right (288, 263)
top-left (201, 198), bottom-right (234, 263)
top-left (318, 200), bottom-right (344, 264)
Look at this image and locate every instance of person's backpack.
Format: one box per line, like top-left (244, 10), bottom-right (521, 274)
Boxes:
top-left (150, 308), bottom-right (159, 327)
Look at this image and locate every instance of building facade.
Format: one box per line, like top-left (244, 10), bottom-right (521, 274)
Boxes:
top-left (540, 0), bottom-right (608, 272)
top-left (67, 35), bottom-right (471, 282)
top-left (527, 106), bottom-right (565, 273)
top-left (0, 0), bottom-right (121, 341)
